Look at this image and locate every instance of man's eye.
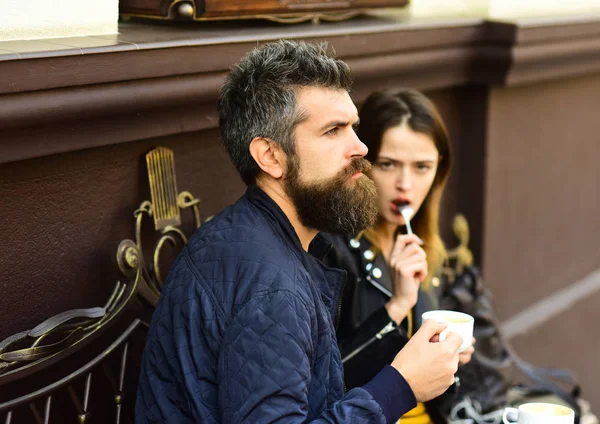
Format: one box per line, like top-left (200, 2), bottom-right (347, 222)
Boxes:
top-left (325, 127), bottom-right (339, 136)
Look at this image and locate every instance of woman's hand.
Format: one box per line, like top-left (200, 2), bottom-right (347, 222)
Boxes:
top-left (385, 234), bottom-right (428, 324)
top-left (458, 337), bottom-right (476, 365)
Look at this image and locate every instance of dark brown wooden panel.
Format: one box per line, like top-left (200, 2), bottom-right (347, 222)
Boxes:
top-left (484, 73), bottom-right (600, 319)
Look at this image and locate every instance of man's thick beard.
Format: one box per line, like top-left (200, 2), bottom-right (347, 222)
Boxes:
top-left (285, 156), bottom-right (379, 235)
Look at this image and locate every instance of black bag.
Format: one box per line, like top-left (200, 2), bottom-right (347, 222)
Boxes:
top-left (436, 264), bottom-right (583, 423)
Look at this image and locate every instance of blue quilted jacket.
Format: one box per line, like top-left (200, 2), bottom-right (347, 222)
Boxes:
top-left (136, 186), bottom-right (416, 423)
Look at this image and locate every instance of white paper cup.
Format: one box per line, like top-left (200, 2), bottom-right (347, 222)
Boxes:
top-left (502, 402), bottom-right (575, 424)
top-left (421, 310), bottom-right (474, 352)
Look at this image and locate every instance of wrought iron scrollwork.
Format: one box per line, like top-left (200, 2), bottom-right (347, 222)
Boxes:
top-left (0, 147), bottom-right (204, 379)
top-left (116, 147), bottom-right (205, 306)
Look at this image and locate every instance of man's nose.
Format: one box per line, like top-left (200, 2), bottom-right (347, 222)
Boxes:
top-left (350, 132), bottom-right (368, 158)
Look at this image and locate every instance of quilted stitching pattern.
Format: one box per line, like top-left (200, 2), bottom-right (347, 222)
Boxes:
top-left (136, 192), bottom-right (386, 423)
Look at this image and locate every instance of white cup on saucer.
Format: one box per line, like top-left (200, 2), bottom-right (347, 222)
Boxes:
top-left (421, 310), bottom-right (474, 352)
top-left (502, 402), bottom-right (575, 424)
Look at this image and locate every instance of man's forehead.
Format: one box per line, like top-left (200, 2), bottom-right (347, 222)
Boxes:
top-left (296, 86), bottom-right (358, 123)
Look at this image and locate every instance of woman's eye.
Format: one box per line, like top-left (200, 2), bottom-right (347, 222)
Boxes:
top-left (376, 162), bottom-right (394, 170)
top-left (416, 163), bottom-right (432, 172)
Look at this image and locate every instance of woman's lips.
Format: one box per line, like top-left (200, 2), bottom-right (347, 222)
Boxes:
top-left (390, 200), bottom-right (410, 215)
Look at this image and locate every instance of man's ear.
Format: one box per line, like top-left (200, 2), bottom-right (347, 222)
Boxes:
top-left (249, 137), bottom-right (285, 179)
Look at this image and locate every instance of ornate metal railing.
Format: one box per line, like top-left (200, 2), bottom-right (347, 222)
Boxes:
top-left (0, 147), bottom-right (202, 380)
top-left (0, 319), bottom-right (147, 424)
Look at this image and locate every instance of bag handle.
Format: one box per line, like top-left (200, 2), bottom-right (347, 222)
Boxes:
top-left (462, 266), bottom-right (581, 416)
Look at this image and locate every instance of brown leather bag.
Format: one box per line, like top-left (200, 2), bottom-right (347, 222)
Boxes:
top-left (120, 0), bottom-right (408, 22)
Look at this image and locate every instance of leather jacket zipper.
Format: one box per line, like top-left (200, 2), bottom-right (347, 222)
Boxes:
top-left (365, 274), bottom-right (392, 298)
top-left (341, 273), bottom-right (396, 365)
top-left (341, 321), bottom-right (396, 364)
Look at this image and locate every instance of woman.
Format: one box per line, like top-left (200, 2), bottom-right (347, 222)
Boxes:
top-left (325, 89), bottom-right (474, 424)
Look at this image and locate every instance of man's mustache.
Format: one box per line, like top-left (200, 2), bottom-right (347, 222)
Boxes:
top-left (343, 158), bottom-right (372, 179)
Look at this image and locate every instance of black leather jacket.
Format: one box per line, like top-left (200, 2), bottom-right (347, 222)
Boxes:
top-left (323, 233), bottom-right (450, 424)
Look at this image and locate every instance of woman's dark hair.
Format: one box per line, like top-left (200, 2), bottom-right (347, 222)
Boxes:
top-left (358, 89), bottom-right (453, 280)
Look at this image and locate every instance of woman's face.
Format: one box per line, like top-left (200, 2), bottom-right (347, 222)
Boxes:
top-left (370, 124), bottom-right (439, 226)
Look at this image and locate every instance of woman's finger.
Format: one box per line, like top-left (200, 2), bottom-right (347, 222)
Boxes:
top-left (390, 234), bottom-right (424, 256)
top-left (398, 262), bottom-right (429, 282)
top-left (459, 351), bottom-right (473, 365)
top-left (395, 234), bottom-right (424, 246)
top-left (394, 260), bottom-right (428, 278)
top-left (389, 243), bottom-right (426, 264)
top-left (461, 345), bottom-right (475, 355)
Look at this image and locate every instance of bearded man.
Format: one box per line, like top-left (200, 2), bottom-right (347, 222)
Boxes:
top-left (136, 40), bottom-right (462, 424)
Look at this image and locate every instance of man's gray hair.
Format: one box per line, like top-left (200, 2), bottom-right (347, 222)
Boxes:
top-left (217, 39), bottom-right (353, 186)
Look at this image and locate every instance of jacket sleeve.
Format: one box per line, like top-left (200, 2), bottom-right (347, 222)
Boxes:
top-left (217, 288), bottom-right (416, 423)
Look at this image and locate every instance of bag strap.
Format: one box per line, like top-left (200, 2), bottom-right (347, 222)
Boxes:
top-left (509, 347), bottom-right (581, 414)
top-left (462, 266), bottom-right (581, 415)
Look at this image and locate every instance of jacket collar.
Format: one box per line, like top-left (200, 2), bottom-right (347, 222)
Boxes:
top-left (245, 185), bottom-right (304, 256)
top-left (245, 185), bottom-right (345, 318)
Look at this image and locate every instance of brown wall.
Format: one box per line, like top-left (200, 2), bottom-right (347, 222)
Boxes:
top-left (484, 73), bottom-right (600, 407)
top-left (510, 290), bottom-right (600, 408)
top-left (484, 73), bottom-right (600, 316)
top-left (427, 86), bottom-right (488, 264)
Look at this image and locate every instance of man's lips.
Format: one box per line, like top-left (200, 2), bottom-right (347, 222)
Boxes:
top-left (350, 172), bottom-right (363, 180)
